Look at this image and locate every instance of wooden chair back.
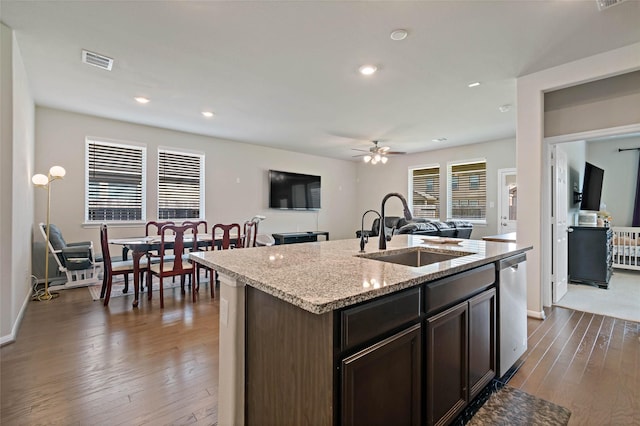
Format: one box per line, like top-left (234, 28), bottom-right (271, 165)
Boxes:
top-left (146, 220), bottom-right (176, 236)
top-left (212, 223), bottom-right (241, 250)
top-left (99, 223), bottom-right (112, 270)
top-left (157, 223), bottom-right (197, 275)
top-left (243, 221), bottom-right (258, 248)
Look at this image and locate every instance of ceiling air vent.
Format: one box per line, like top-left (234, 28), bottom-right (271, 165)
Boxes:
top-left (596, 0), bottom-right (627, 11)
top-left (82, 49), bottom-right (113, 71)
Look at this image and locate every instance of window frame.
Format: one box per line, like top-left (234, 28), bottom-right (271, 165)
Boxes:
top-left (446, 158), bottom-right (487, 224)
top-left (408, 163), bottom-right (441, 221)
top-left (84, 137), bottom-right (147, 225)
top-left (156, 147), bottom-right (205, 221)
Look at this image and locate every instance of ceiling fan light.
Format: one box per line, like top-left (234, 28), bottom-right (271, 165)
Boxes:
top-left (364, 155), bottom-right (372, 163)
top-left (381, 156), bottom-right (388, 164)
top-left (374, 154), bottom-right (381, 162)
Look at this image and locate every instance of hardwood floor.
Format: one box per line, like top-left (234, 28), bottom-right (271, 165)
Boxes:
top-left (1, 285), bottom-right (219, 425)
top-left (510, 306), bottom-right (640, 425)
top-left (2, 288), bottom-right (638, 425)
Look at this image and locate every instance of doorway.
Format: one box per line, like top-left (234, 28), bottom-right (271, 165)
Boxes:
top-left (497, 168), bottom-right (517, 234)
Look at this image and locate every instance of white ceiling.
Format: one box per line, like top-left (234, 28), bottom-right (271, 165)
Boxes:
top-left (2, 0), bottom-right (640, 161)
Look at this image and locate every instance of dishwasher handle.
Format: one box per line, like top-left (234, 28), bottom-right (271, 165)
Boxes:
top-left (497, 253), bottom-right (527, 270)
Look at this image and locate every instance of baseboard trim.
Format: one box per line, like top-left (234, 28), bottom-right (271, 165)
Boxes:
top-left (0, 289), bottom-right (32, 346)
top-left (527, 309), bottom-right (546, 320)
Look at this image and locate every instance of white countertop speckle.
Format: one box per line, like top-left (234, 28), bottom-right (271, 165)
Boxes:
top-left (190, 235), bottom-right (531, 314)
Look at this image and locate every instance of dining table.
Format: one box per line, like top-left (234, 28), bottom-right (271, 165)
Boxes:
top-left (109, 233), bottom-right (216, 307)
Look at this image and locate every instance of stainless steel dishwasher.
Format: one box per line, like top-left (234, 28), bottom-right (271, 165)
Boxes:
top-left (498, 253), bottom-right (527, 377)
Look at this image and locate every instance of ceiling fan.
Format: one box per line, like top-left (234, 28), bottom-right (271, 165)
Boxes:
top-left (352, 141), bottom-right (406, 164)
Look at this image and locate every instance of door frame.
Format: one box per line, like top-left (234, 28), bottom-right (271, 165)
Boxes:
top-left (542, 123), bottom-right (640, 307)
top-left (497, 168), bottom-right (517, 233)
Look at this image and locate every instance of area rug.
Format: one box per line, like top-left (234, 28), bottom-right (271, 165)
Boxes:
top-left (88, 275), bottom-right (210, 301)
top-left (554, 270), bottom-right (640, 322)
top-left (466, 385), bottom-right (571, 426)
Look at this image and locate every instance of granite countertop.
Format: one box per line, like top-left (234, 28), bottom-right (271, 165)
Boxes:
top-left (190, 235), bottom-right (531, 314)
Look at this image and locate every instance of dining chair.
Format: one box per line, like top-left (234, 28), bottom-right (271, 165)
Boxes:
top-left (99, 224), bottom-right (148, 306)
top-left (184, 220), bottom-right (210, 286)
top-left (243, 220), bottom-right (258, 248)
top-left (146, 220), bottom-right (176, 236)
top-left (207, 223), bottom-right (242, 298)
top-left (147, 223), bottom-right (198, 308)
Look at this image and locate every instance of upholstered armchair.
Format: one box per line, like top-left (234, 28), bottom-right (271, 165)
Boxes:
top-left (39, 223), bottom-right (100, 289)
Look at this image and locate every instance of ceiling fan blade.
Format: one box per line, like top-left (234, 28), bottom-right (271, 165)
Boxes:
top-left (378, 146), bottom-right (391, 152)
top-left (351, 148), bottom-right (370, 153)
top-left (386, 151), bottom-right (407, 155)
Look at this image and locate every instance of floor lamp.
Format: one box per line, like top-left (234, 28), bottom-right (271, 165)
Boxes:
top-left (32, 165), bottom-right (66, 301)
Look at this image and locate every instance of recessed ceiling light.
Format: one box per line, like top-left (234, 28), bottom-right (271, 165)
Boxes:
top-left (467, 82), bottom-right (481, 88)
top-left (432, 138), bottom-right (448, 143)
top-left (359, 65), bottom-right (377, 76)
top-left (134, 96), bottom-right (150, 104)
top-left (498, 104), bottom-right (512, 113)
top-left (202, 111), bottom-right (214, 118)
top-left (390, 29), bottom-right (408, 41)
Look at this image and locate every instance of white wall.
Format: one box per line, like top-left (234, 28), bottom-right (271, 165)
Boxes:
top-left (587, 135), bottom-right (640, 226)
top-left (544, 71), bottom-right (640, 137)
top-left (1, 24), bottom-right (36, 344)
top-left (354, 137), bottom-right (516, 239)
top-left (34, 107), bottom-right (359, 256)
top-left (517, 42), bottom-right (640, 318)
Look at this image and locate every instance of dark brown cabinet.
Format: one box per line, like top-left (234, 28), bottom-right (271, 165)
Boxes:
top-left (468, 288), bottom-right (496, 400)
top-left (245, 264), bottom-right (498, 426)
top-left (426, 302), bottom-right (468, 426)
top-left (341, 324), bottom-right (422, 426)
top-left (568, 226), bottom-right (612, 288)
top-left (425, 288), bottom-right (496, 426)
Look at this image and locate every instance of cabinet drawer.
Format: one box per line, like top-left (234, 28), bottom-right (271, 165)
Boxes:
top-left (424, 264), bottom-right (495, 316)
top-left (341, 287), bottom-right (421, 352)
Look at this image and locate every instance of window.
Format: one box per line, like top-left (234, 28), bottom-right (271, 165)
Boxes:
top-left (86, 139), bottom-right (146, 222)
top-left (158, 149), bottom-right (204, 220)
top-left (410, 165), bottom-right (440, 219)
top-left (447, 160), bottom-right (486, 221)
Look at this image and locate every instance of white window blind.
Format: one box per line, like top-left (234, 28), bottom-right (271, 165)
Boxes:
top-left (158, 149), bottom-right (204, 220)
top-left (410, 166), bottom-right (440, 219)
top-left (86, 139), bottom-right (146, 222)
top-left (447, 160), bottom-right (487, 221)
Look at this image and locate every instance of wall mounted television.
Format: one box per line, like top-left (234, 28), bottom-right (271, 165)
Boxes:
top-left (580, 162), bottom-right (604, 211)
top-left (268, 170), bottom-right (321, 210)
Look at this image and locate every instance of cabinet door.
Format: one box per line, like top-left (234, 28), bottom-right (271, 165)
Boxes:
top-left (426, 302), bottom-right (468, 426)
top-left (468, 288), bottom-right (496, 400)
top-left (341, 324), bottom-right (421, 426)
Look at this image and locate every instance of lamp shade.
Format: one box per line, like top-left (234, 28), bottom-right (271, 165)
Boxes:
top-left (49, 166), bottom-right (66, 178)
top-left (32, 174), bottom-right (48, 186)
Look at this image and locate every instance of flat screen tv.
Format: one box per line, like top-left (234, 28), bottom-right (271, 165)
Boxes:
top-left (269, 170), bottom-right (321, 210)
top-left (580, 162), bottom-right (604, 211)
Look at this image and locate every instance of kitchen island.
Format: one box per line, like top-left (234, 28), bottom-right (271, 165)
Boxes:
top-left (191, 235), bottom-right (531, 426)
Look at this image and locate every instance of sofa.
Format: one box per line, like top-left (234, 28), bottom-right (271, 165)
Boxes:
top-left (356, 216), bottom-right (473, 239)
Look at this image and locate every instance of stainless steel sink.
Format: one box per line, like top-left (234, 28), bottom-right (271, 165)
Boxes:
top-left (363, 248), bottom-right (469, 267)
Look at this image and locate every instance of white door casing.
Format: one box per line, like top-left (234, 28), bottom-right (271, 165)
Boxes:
top-left (552, 146), bottom-right (569, 303)
top-left (498, 168), bottom-right (517, 233)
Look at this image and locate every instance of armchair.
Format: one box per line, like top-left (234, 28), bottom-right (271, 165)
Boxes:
top-left (38, 223), bottom-right (100, 289)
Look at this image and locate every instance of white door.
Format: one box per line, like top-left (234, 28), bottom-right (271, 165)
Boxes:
top-left (552, 146), bottom-right (569, 303)
top-left (498, 169), bottom-right (517, 233)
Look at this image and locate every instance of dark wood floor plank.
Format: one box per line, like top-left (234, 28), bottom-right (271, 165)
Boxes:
top-left (1, 283), bottom-right (219, 425)
top-left (511, 307), bottom-right (640, 426)
top-left (508, 307), bottom-right (576, 388)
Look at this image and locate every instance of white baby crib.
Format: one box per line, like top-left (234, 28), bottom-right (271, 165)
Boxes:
top-left (611, 227), bottom-right (640, 271)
